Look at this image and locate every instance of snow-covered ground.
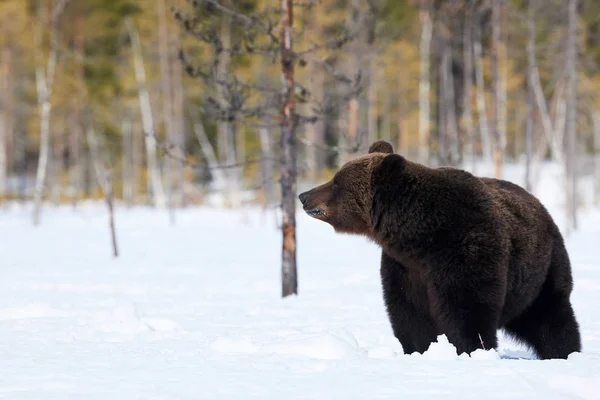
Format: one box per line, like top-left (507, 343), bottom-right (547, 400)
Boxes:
top-left (1, 163), bottom-right (600, 399)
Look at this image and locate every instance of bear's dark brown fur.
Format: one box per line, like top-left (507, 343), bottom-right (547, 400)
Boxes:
top-left (298, 140), bottom-right (581, 359)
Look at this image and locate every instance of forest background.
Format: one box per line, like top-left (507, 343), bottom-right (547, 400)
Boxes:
top-left (0, 0), bottom-right (599, 295)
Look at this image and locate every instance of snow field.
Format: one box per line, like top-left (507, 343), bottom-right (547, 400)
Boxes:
top-left (0, 162), bottom-right (599, 399)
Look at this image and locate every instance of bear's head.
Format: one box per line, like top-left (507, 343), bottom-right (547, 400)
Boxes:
top-left (298, 140), bottom-right (403, 236)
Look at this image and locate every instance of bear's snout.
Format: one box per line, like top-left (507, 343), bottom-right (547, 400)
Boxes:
top-left (298, 191), bottom-right (308, 205)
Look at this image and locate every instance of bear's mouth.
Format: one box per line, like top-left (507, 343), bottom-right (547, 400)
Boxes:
top-left (305, 208), bottom-right (325, 217)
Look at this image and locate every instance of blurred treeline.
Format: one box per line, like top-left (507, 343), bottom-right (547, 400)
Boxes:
top-left (0, 0), bottom-right (599, 217)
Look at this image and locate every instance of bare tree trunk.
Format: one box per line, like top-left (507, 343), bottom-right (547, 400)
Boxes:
top-left (32, 0), bottom-right (68, 225)
top-left (237, 125), bottom-right (246, 188)
top-left (368, 58), bottom-right (378, 148)
top-left (531, 69), bottom-right (563, 163)
top-left (171, 33), bottom-right (186, 206)
top-left (491, 0), bottom-right (503, 178)
top-left (0, 117), bottom-right (5, 203)
top-left (214, 12), bottom-right (241, 206)
top-left (473, 14), bottom-right (491, 162)
top-left (382, 92), bottom-right (391, 142)
top-left (304, 123), bottom-right (318, 181)
top-left (0, 16), bottom-right (14, 204)
top-left (122, 112), bottom-right (134, 206)
top-left (132, 118), bottom-right (142, 203)
top-left (397, 76), bottom-right (407, 155)
top-left (463, 1), bottom-right (475, 170)
top-left (106, 166), bottom-right (118, 257)
top-left (125, 18), bottom-right (167, 208)
top-left (69, 109), bottom-right (83, 205)
top-left (0, 56), bottom-right (6, 201)
top-left (281, 0), bottom-right (298, 298)
top-left (157, 0), bottom-right (176, 222)
top-left (343, 0), bottom-right (362, 158)
top-left (86, 124), bottom-right (119, 258)
top-left (565, 0), bottom-right (578, 233)
top-left (442, 43), bottom-right (460, 166)
top-left (68, 14), bottom-right (84, 207)
top-left (259, 127), bottom-right (275, 208)
top-left (418, 6), bottom-right (433, 164)
top-left (525, 0), bottom-right (536, 191)
top-left (593, 110), bottom-right (600, 206)
top-left (346, 96), bottom-right (359, 155)
top-left (217, 13), bottom-right (232, 164)
top-left (438, 49), bottom-right (447, 165)
top-left (303, 61), bottom-right (322, 181)
top-left (193, 122), bottom-right (228, 192)
top-left (0, 38), bottom-right (12, 203)
top-left (50, 121), bottom-right (63, 205)
top-left (498, 3), bottom-right (508, 170)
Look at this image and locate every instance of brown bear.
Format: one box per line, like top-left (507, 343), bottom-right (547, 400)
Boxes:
top-left (298, 140), bottom-right (581, 360)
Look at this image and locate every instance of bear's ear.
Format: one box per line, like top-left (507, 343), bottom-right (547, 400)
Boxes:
top-left (372, 154), bottom-right (406, 183)
top-left (368, 140), bottom-right (394, 154)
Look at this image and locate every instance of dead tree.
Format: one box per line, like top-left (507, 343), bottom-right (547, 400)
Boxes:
top-left (172, 0), bottom-right (355, 297)
top-left (85, 116), bottom-right (119, 258)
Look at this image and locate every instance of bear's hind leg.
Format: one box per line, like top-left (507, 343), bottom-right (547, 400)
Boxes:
top-left (504, 242), bottom-right (581, 360)
top-left (380, 252), bottom-right (438, 354)
top-left (504, 289), bottom-right (581, 359)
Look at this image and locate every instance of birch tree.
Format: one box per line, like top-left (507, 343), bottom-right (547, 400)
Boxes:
top-left (32, 0), bottom-right (69, 226)
top-left (157, 0), bottom-right (177, 221)
top-left (125, 17), bottom-right (167, 209)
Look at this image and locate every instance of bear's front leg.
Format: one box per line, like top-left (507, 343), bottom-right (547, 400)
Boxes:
top-left (380, 251), bottom-right (438, 354)
top-left (427, 268), bottom-right (504, 356)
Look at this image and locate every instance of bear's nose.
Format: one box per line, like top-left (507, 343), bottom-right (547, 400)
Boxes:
top-left (298, 192), bottom-right (308, 205)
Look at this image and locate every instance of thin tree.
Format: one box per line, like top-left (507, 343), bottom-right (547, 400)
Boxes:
top-left (593, 109), bottom-right (600, 206)
top-left (565, 0), bottom-right (578, 233)
top-left (173, 0), bottom-right (354, 297)
top-left (157, 0), bottom-right (177, 222)
top-left (69, 11), bottom-right (85, 207)
top-left (418, 2), bottom-right (433, 164)
top-left (85, 117), bottom-right (119, 258)
top-left (491, 0), bottom-right (503, 178)
top-left (463, 0), bottom-right (475, 171)
top-left (0, 48), bottom-right (6, 201)
top-left (525, 0), bottom-right (536, 191)
top-left (473, 8), bottom-right (491, 162)
top-left (125, 17), bottom-right (167, 209)
top-left (32, 0), bottom-right (69, 225)
top-left (280, 0), bottom-right (297, 296)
